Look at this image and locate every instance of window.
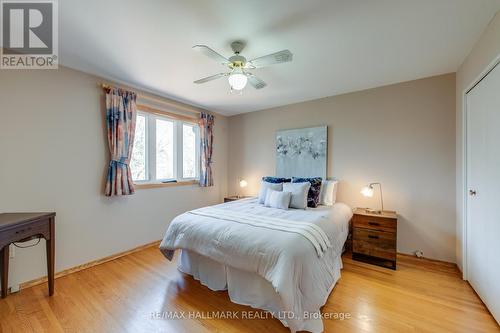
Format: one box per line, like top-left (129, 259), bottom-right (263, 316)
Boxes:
top-left (130, 114), bottom-right (147, 181)
top-left (182, 123), bottom-right (197, 178)
top-left (130, 110), bottom-right (200, 183)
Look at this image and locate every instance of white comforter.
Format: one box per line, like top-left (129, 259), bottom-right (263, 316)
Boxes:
top-left (160, 198), bottom-right (353, 332)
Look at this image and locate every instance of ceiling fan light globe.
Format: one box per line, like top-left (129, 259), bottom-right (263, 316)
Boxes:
top-left (228, 73), bottom-right (247, 90)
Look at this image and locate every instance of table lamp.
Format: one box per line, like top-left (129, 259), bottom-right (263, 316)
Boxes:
top-left (237, 179), bottom-right (248, 198)
top-left (361, 182), bottom-right (384, 214)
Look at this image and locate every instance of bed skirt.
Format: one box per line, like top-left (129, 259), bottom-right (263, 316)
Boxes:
top-left (178, 249), bottom-right (343, 333)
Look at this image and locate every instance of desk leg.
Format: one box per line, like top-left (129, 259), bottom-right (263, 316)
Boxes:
top-left (1, 245), bottom-right (9, 298)
top-left (46, 217), bottom-right (55, 296)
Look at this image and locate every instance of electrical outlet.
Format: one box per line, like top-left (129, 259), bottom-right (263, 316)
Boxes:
top-left (9, 244), bottom-right (15, 259)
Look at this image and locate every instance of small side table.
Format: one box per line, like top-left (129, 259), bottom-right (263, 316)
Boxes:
top-left (351, 208), bottom-right (397, 269)
top-left (224, 196), bottom-right (252, 203)
top-left (0, 213), bottom-right (55, 298)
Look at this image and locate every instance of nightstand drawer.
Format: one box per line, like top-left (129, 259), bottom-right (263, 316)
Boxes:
top-left (353, 214), bottom-right (396, 233)
top-left (353, 229), bottom-right (396, 261)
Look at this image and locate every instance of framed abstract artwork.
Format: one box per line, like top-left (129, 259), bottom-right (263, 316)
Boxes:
top-left (276, 126), bottom-right (327, 178)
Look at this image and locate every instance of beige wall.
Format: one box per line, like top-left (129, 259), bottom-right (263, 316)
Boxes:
top-left (0, 67), bottom-right (228, 288)
top-left (455, 11), bottom-right (500, 272)
top-left (6, 17), bottom-right (497, 282)
top-left (228, 74), bottom-right (456, 262)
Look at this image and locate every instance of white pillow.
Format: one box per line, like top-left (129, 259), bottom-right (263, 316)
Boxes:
top-left (283, 182), bottom-right (310, 209)
top-left (258, 181), bottom-right (283, 204)
top-left (264, 189), bottom-right (291, 210)
top-left (319, 180), bottom-right (338, 206)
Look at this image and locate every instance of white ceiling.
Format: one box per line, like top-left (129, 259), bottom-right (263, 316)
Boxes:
top-left (60, 0), bottom-right (500, 116)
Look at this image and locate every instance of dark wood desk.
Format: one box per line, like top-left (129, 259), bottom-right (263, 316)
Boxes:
top-left (0, 213), bottom-right (55, 298)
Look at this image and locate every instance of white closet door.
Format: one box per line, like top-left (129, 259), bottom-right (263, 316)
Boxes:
top-left (466, 62), bottom-right (500, 324)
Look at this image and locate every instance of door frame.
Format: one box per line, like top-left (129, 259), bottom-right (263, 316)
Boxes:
top-left (462, 54), bottom-right (500, 281)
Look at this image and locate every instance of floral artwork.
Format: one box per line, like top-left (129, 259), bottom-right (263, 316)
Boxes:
top-left (276, 126), bottom-right (327, 179)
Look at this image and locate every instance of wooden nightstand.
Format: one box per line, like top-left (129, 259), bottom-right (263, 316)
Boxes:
top-left (224, 196), bottom-right (252, 203)
top-left (352, 208), bottom-right (397, 269)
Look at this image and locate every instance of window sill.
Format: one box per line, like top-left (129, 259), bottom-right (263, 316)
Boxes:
top-left (134, 180), bottom-right (198, 189)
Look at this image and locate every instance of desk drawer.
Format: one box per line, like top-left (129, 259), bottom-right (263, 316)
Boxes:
top-left (353, 228), bottom-right (396, 261)
top-left (353, 214), bottom-right (396, 233)
top-left (0, 222), bottom-right (49, 246)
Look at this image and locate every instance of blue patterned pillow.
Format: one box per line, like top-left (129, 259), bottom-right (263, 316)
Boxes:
top-left (292, 177), bottom-right (322, 208)
top-left (262, 176), bottom-right (291, 184)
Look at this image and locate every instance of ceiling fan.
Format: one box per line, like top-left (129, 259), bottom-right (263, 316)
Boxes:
top-left (193, 41), bottom-right (293, 92)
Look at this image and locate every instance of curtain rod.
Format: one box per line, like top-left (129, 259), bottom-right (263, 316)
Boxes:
top-left (99, 83), bottom-right (201, 115)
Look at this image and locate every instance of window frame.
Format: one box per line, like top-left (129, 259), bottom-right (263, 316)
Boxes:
top-left (131, 106), bottom-right (200, 187)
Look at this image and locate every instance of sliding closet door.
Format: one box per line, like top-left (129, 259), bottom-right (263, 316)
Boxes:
top-left (466, 62), bottom-right (500, 324)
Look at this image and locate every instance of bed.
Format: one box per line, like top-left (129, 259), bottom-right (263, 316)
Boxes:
top-left (159, 197), bottom-right (353, 333)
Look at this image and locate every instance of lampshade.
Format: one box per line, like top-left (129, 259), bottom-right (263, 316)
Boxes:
top-left (360, 182), bottom-right (384, 214)
top-left (239, 179), bottom-right (248, 188)
top-left (228, 69), bottom-right (247, 90)
top-left (360, 186), bottom-right (374, 197)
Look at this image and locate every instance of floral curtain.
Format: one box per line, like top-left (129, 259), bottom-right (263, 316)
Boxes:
top-left (104, 87), bottom-right (137, 196)
top-left (199, 112), bottom-right (214, 187)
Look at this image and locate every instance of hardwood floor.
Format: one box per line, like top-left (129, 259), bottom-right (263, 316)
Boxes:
top-left (0, 246), bottom-right (498, 333)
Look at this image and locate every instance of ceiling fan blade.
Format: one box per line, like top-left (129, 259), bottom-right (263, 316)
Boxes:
top-left (243, 62), bottom-right (256, 69)
top-left (246, 73), bottom-right (267, 89)
top-left (194, 73), bottom-right (227, 84)
top-left (248, 49), bottom-right (293, 68)
top-left (193, 45), bottom-right (230, 65)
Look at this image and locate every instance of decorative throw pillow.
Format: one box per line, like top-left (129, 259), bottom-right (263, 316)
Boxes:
top-left (262, 176), bottom-right (292, 183)
top-left (319, 180), bottom-right (339, 206)
top-left (264, 189), bottom-right (291, 210)
top-left (258, 181), bottom-right (283, 204)
top-left (283, 182), bottom-right (310, 209)
top-left (292, 177), bottom-right (322, 208)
